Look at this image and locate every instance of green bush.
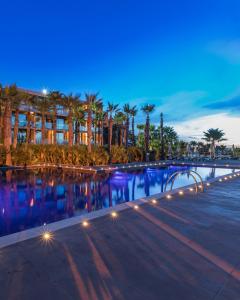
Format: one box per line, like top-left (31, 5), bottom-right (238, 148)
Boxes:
top-left (127, 146), bottom-right (143, 162)
top-left (111, 145), bottom-right (128, 164)
top-left (1, 144), bottom-right (145, 166)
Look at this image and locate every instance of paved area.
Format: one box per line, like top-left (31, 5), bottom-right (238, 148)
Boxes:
top-left (1, 178), bottom-right (240, 299)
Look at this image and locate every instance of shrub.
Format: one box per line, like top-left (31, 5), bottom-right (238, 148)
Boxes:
top-left (110, 145), bottom-right (128, 164)
top-left (127, 146), bottom-right (143, 162)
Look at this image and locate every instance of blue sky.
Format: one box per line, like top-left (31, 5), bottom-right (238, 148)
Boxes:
top-left (1, 0), bottom-right (240, 143)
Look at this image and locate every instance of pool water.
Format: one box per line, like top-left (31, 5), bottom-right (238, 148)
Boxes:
top-left (0, 166), bottom-right (235, 236)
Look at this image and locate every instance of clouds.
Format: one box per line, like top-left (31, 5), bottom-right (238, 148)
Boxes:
top-left (131, 90), bottom-right (209, 126)
top-left (209, 39), bottom-right (240, 64)
top-left (173, 113), bottom-right (240, 145)
top-left (203, 88), bottom-right (240, 114)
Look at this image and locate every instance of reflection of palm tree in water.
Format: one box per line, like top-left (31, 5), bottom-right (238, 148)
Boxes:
top-left (144, 171), bottom-right (150, 197)
top-left (132, 175), bottom-right (136, 200)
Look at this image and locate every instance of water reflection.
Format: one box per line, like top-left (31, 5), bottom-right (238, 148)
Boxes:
top-left (0, 166), bottom-right (234, 236)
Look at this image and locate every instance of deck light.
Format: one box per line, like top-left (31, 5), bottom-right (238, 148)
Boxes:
top-left (41, 231), bottom-right (53, 242)
top-left (206, 183), bottom-right (210, 186)
top-left (219, 179), bottom-right (222, 182)
top-left (111, 211), bottom-right (118, 218)
top-left (133, 205), bottom-right (139, 210)
top-left (166, 194), bottom-right (172, 199)
top-left (82, 221), bottom-right (89, 227)
top-left (189, 188), bottom-right (194, 192)
top-left (179, 190), bottom-right (184, 195)
top-left (229, 176), bottom-right (232, 179)
top-left (224, 177), bottom-right (228, 180)
top-left (151, 199), bottom-right (157, 204)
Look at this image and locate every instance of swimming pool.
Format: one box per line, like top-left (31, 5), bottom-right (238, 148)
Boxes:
top-left (0, 165), bottom-right (236, 236)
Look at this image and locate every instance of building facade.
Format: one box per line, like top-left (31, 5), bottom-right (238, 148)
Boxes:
top-left (0, 88), bottom-right (107, 146)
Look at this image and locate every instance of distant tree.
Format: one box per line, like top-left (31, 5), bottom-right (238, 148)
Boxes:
top-left (129, 105), bottom-right (138, 145)
top-left (107, 102), bottom-right (119, 153)
top-left (202, 128), bottom-right (226, 158)
top-left (141, 104), bottom-right (155, 155)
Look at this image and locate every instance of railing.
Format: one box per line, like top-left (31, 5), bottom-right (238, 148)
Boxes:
top-left (164, 170), bottom-right (204, 193)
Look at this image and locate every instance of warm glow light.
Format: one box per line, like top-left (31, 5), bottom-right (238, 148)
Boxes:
top-left (229, 176), bottom-right (232, 179)
top-left (133, 205), bottom-right (139, 210)
top-left (166, 194), bottom-right (172, 199)
top-left (82, 221), bottom-right (89, 227)
top-left (179, 190), bottom-right (184, 195)
top-left (224, 177), bottom-right (228, 180)
top-left (219, 179), bottom-right (222, 182)
top-left (111, 211), bottom-right (118, 218)
top-left (151, 199), bottom-right (157, 204)
top-left (206, 183), bottom-right (210, 186)
top-left (189, 188), bottom-right (194, 192)
top-left (41, 231), bottom-right (53, 242)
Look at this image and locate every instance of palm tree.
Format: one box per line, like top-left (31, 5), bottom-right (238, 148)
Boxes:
top-left (141, 104), bottom-right (155, 156)
top-left (95, 111), bottom-right (106, 146)
top-left (23, 93), bottom-right (36, 144)
top-left (73, 103), bottom-right (85, 144)
top-left (63, 93), bottom-right (80, 146)
top-left (123, 104), bottom-right (131, 148)
top-left (92, 99), bottom-right (103, 145)
top-left (35, 96), bottom-right (52, 145)
top-left (202, 128), bottom-right (227, 158)
top-left (129, 105), bottom-right (137, 145)
top-left (49, 91), bottom-right (63, 144)
top-left (85, 93), bottom-right (102, 152)
top-left (114, 112), bottom-right (126, 146)
top-left (107, 102), bottom-right (119, 153)
top-left (0, 84), bottom-right (19, 165)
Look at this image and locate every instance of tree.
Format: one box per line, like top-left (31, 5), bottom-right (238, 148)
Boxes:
top-left (159, 112), bottom-right (164, 160)
top-left (63, 93), bottom-right (81, 146)
top-left (35, 95), bottom-right (52, 145)
top-left (202, 128), bottom-right (227, 158)
top-left (49, 91), bottom-right (63, 144)
top-left (107, 102), bottom-right (119, 154)
top-left (123, 104), bottom-right (131, 148)
top-left (130, 105), bottom-right (137, 145)
top-left (73, 103), bottom-right (85, 144)
top-left (0, 84), bottom-right (19, 165)
top-left (95, 111), bottom-right (106, 146)
top-left (141, 104), bottom-right (155, 156)
top-left (85, 93), bottom-right (102, 152)
top-left (114, 112), bottom-right (126, 146)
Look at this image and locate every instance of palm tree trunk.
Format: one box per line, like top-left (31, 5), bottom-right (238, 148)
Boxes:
top-left (0, 111), bottom-right (3, 143)
top-left (13, 109), bottom-right (19, 149)
top-left (94, 126), bottom-right (97, 146)
top-left (68, 110), bottom-right (73, 146)
top-left (41, 114), bottom-right (46, 144)
top-left (125, 117), bottom-right (129, 148)
top-left (53, 109), bottom-right (57, 144)
top-left (145, 114), bottom-right (150, 154)
top-left (3, 102), bottom-right (12, 165)
top-left (108, 117), bottom-right (113, 152)
top-left (76, 121), bottom-right (80, 144)
top-left (101, 121), bottom-right (104, 146)
top-left (119, 126), bottom-right (123, 146)
top-left (132, 117), bottom-right (135, 146)
top-left (26, 111), bottom-right (31, 144)
top-left (87, 108), bottom-right (92, 152)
